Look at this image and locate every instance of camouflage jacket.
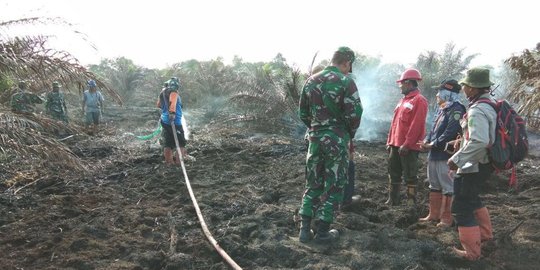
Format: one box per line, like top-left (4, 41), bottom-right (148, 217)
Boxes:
top-left (10, 91), bottom-right (43, 113)
top-left (299, 66), bottom-right (363, 138)
top-left (45, 91), bottom-right (67, 114)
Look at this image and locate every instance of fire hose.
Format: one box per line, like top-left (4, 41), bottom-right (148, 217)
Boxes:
top-left (123, 121), bottom-right (162, 140)
top-left (170, 122), bottom-right (242, 270)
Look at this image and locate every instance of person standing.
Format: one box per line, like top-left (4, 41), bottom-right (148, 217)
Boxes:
top-left (419, 79), bottom-right (465, 227)
top-left (82, 80), bottom-right (104, 134)
top-left (157, 77), bottom-right (188, 165)
top-left (10, 81), bottom-right (43, 113)
top-left (448, 67), bottom-right (496, 260)
top-left (386, 68), bottom-right (428, 206)
top-left (297, 46), bottom-right (363, 243)
top-left (45, 81), bottom-right (69, 123)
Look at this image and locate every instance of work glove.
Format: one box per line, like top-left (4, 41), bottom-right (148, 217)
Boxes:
top-left (168, 113), bottom-right (176, 122)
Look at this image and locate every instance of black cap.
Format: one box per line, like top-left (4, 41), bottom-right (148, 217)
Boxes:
top-left (440, 79), bottom-right (461, 93)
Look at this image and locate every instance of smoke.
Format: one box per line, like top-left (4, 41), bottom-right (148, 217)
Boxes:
top-left (181, 115), bottom-right (190, 140)
top-left (350, 65), bottom-right (402, 142)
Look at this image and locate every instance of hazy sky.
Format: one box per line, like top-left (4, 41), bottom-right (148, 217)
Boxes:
top-left (2, 0), bottom-right (538, 71)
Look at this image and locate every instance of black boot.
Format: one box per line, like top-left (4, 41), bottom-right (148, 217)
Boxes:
top-left (314, 220), bottom-right (338, 243)
top-left (298, 215), bottom-right (313, 243)
top-left (385, 183), bottom-right (401, 206)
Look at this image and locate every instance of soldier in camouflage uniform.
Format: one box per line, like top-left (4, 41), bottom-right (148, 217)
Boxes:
top-left (297, 47), bottom-right (363, 243)
top-left (10, 81), bottom-right (43, 113)
top-left (45, 81), bottom-right (69, 123)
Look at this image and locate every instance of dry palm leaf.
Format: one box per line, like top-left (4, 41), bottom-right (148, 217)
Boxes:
top-left (0, 111), bottom-right (86, 172)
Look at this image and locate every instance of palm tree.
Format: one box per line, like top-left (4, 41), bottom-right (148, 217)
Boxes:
top-left (88, 57), bottom-right (143, 101)
top-left (0, 17), bottom-right (122, 104)
top-left (415, 42), bottom-right (477, 103)
top-left (505, 43), bottom-right (540, 130)
top-left (0, 16), bottom-right (120, 175)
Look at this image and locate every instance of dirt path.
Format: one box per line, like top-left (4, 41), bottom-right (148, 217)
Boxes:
top-left (1, 122), bottom-right (539, 270)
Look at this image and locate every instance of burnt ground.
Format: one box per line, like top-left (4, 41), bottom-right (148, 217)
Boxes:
top-left (1, 107), bottom-right (539, 270)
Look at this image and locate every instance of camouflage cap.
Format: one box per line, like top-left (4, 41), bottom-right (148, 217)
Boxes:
top-left (337, 46), bottom-right (355, 63)
top-left (336, 46), bottom-right (355, 72)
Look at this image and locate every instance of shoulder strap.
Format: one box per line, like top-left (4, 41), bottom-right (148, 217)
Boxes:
top-left (475, 98), bottom-right (497, 110)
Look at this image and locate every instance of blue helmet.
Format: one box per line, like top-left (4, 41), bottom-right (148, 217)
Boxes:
top-left (87, 80), bottom-right (97, 88)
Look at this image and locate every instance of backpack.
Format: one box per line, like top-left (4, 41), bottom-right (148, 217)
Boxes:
top-left (477, 98), bottom-right (529, 187)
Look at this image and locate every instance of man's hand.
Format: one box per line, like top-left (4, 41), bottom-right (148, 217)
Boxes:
top-left (398, 145), bottom-right (410, 156)
top-left (169, 112), bottom-right (176, 122)
top-left (418, 141), bottom-right (433, 152)
top-left (448, 159), bottom-right (458, 171)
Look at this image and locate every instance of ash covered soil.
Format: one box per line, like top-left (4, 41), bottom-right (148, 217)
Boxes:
top-left (1, 109), bottom-right (539, 270)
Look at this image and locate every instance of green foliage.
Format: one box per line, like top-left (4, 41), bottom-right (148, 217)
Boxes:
top-left (0, 73), bottom-right (13, 97)
top-left (88, 57), bottom-right (144, 101)
top-left (415, 42), bottom-right (477, 103)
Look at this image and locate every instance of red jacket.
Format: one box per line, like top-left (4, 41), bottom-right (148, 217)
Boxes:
top-left (387, 89), bottom-right (428, 151)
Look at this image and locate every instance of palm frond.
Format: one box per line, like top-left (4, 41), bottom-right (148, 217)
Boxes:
top-left (0, 17), bottom-right (123, 105)
top-left (505, 46), bottom-right (540, 127)
top-left (0, 111), bottom-right (86, 172)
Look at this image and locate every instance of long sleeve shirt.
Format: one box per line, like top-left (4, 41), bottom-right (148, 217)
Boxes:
top-left (387, 89), bottom-right (428, 151)
top-left (426, 101), bottom-right (466, 160)
top-left (449, 93), bottom-right (496, 173)
top-left (298, 66), bottom-right (363, 139)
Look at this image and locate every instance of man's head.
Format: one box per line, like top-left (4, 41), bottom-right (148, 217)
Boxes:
top-left (87, 80), bottom-right (97, 91)
top-left (52, 81), bottom-right (60, 91)
top-left (168, 79), bottom-right (180, 91)
top-left (459, 67), bottom-right (493, 98)
top-left (332, 46), bottom-right (355, 74)
top-left (397, 68), bottom-right (422, 95)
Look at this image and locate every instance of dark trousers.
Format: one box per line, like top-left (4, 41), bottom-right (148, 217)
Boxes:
top-left (388, 146), bottom-right (419, 185)
top-left (452, 163), bottom-right (493, 226)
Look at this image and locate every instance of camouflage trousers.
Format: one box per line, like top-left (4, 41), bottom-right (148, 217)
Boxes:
top-left (299, 130), bottom-right (349, 223)
top-left (49, 111), bottom-right (68, 123)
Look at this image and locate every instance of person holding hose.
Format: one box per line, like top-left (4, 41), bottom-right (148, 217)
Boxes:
top-left (157, 77), bottom-right (188, 165)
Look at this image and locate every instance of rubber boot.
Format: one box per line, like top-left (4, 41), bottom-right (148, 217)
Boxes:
top-left (453, 226), bottom-right (482, 261)
top-left (474, 207), bottom-right (493, 242)
top-left (314, 220), bottom-right (338, 243)
top-left (419, 191), bottom-right (442, 222)
top-left (298, 215), bottom-right (313, 243)
top-left (385, 183), bottom-right (401, 206)
top-left (437, 195), bottom-right (453, 228)
top-left (164, 148), bottom-right (174, 165)
top-left (406, 185), bottom-right (417, 206)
